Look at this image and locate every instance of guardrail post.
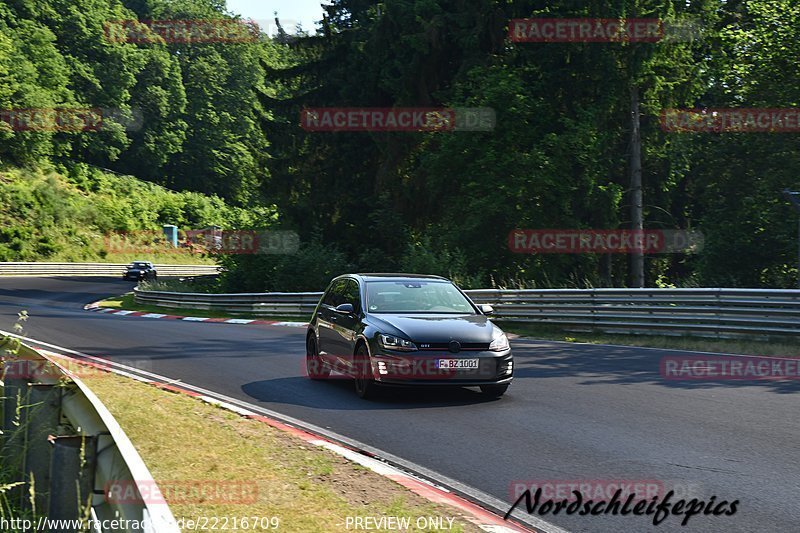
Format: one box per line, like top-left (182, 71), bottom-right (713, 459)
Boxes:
top-left (23, 384), bottom-right (61, 514)
top-left (48, 435), bottom-right (97, 531)
top-left (1, 372), bottom-right (27, 505)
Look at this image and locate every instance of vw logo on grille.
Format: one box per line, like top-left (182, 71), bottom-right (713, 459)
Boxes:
top-left (448, 340), bottom-right (461, 353)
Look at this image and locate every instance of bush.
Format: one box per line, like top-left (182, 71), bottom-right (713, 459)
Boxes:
top-left (220, 240), bottom-right (353, 292)
top-left (399, 235), bottom-right (484, 288)
top-left (0, 164), bottom-right (245, 262)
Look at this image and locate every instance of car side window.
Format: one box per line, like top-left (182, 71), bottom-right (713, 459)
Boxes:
top-left (321, 282), bottom-right (335, 306)
top-left (343, 279), bottom-right (361, 313)
top-left (323, 280), bottom-right (347, 307)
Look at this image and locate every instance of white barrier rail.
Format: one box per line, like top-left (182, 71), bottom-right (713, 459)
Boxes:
top-left (0, 262), bottom-right (219, 277)
top-left (133, 287), bottom-right (800, 337)
top-left (0, 336), bottom-right (179, 532)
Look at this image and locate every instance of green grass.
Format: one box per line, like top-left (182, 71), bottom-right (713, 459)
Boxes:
top-left (0, 424), bottom-right (30, 529)
top-left (83, 371), bottom-right (478, 532)
top-left (92, 252), bottom-right (215, 265)
top-left (96, 292), bottom-right (310, 323)
top-left (1, 335), bottom-right (45, 530)
top-left (498, 322), bottom-right (800, 357)
top-left (139, 278), bottom-right (220, 292)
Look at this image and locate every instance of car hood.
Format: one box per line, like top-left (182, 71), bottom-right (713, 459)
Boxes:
top-left (367, 314), bottom-right (498, 344)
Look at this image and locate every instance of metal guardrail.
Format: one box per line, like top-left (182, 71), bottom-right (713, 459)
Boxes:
top-left (134, 287), bottom-right (800, 337)
top-left (1, 336), bottom-right (179, 532)
top-left (0, 262), bottom-right (219, 277)
top-left (134, 288), bottom-right (322, 317)
top-left (465, 288), bottom-right (800, 337)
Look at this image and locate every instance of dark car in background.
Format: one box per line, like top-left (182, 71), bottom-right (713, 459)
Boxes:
top-left (306, 273), bottom-right (513, 399)
top-left (123, 261), bottom-right (158, 282)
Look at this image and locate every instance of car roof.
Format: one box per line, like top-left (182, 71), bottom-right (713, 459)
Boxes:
top-left (350, 273), bottom-right (449, 282)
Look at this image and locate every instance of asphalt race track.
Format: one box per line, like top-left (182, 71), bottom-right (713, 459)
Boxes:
top-left (1, 277), bottom-right (797, 532)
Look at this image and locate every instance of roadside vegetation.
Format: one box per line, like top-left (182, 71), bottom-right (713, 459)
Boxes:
top-left (0, 315), bottom-right (37, 532)
top-left (83, 371), bottom-right (480, 532)
top-left (0, 164), bottom-right (265, 264)
top-left (2, 1), bottom-right (800, 291)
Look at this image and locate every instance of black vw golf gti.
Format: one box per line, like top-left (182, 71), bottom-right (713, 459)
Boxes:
top-left (123, 261), bottom-right (158, 281)
top-left (306, 274), bottom-right (513, 399)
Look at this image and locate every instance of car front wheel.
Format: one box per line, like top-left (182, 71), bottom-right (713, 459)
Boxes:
top-left (353, 345), bottom-right (378, 399)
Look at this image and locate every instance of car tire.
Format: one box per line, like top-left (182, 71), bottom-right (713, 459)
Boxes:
top-left (480, 384), bottom-right (509, 398)
top-left (306, 335), bottom-right (330, 380)
top-left (353, 344), bottom-right (378, 399)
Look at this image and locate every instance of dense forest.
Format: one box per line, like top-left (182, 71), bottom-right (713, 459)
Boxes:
top-left (1, 0), bottom-right (799, 291)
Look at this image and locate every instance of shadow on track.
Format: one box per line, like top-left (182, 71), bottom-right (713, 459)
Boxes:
top-left (241, 376), bottom-right (505, 410)
top-left (512, 338), bottom-right (800, 394)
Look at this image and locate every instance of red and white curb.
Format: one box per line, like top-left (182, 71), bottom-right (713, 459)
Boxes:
top-left (18, 337), bottom-right (541, 533)
top-left (102, 377), bottom-right (536, 532)
top-left (84, 301), bottom-right (307, 328)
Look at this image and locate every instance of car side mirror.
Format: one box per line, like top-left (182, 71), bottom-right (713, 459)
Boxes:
top-left (334, 303), bottom-right (355, 315)
top-left (479, 304), bottom-right (494, 315)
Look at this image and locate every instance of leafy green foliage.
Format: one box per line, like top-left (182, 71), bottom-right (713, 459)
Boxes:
top-left (0, 163), bottom-right (249, 262)
top-left (218, 239), bottom-right (352, 292)
top-left (0, 0), bottom-right (268, 205)
top-left (2, 0), bottom-right (800, 289)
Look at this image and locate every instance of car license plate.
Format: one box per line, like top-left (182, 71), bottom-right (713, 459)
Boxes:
top-left (436, 359), bottom-right (479, 370)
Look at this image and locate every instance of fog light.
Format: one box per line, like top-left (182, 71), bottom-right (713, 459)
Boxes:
top-left (377, 361), bottom-right (388, 375)
top-left (502, 361), bottom-right (513, 375)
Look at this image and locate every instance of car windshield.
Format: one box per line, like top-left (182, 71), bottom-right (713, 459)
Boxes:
top-left (130, 262), bottom-right (149, 268)
top-left (365, 280), bottom-right (475, 314)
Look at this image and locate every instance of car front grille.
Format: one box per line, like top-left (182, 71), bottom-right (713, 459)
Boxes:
top-left (416, 342), bottom-right (490, 351)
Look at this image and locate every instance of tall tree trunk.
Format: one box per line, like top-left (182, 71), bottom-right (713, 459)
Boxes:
top-left (629, 84), bottom-right (644, 288)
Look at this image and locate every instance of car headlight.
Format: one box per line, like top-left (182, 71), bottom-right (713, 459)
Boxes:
top-left (378, 334), bottom-right (417, 352)
top-left (489, 332), bottom-right (510, 352)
